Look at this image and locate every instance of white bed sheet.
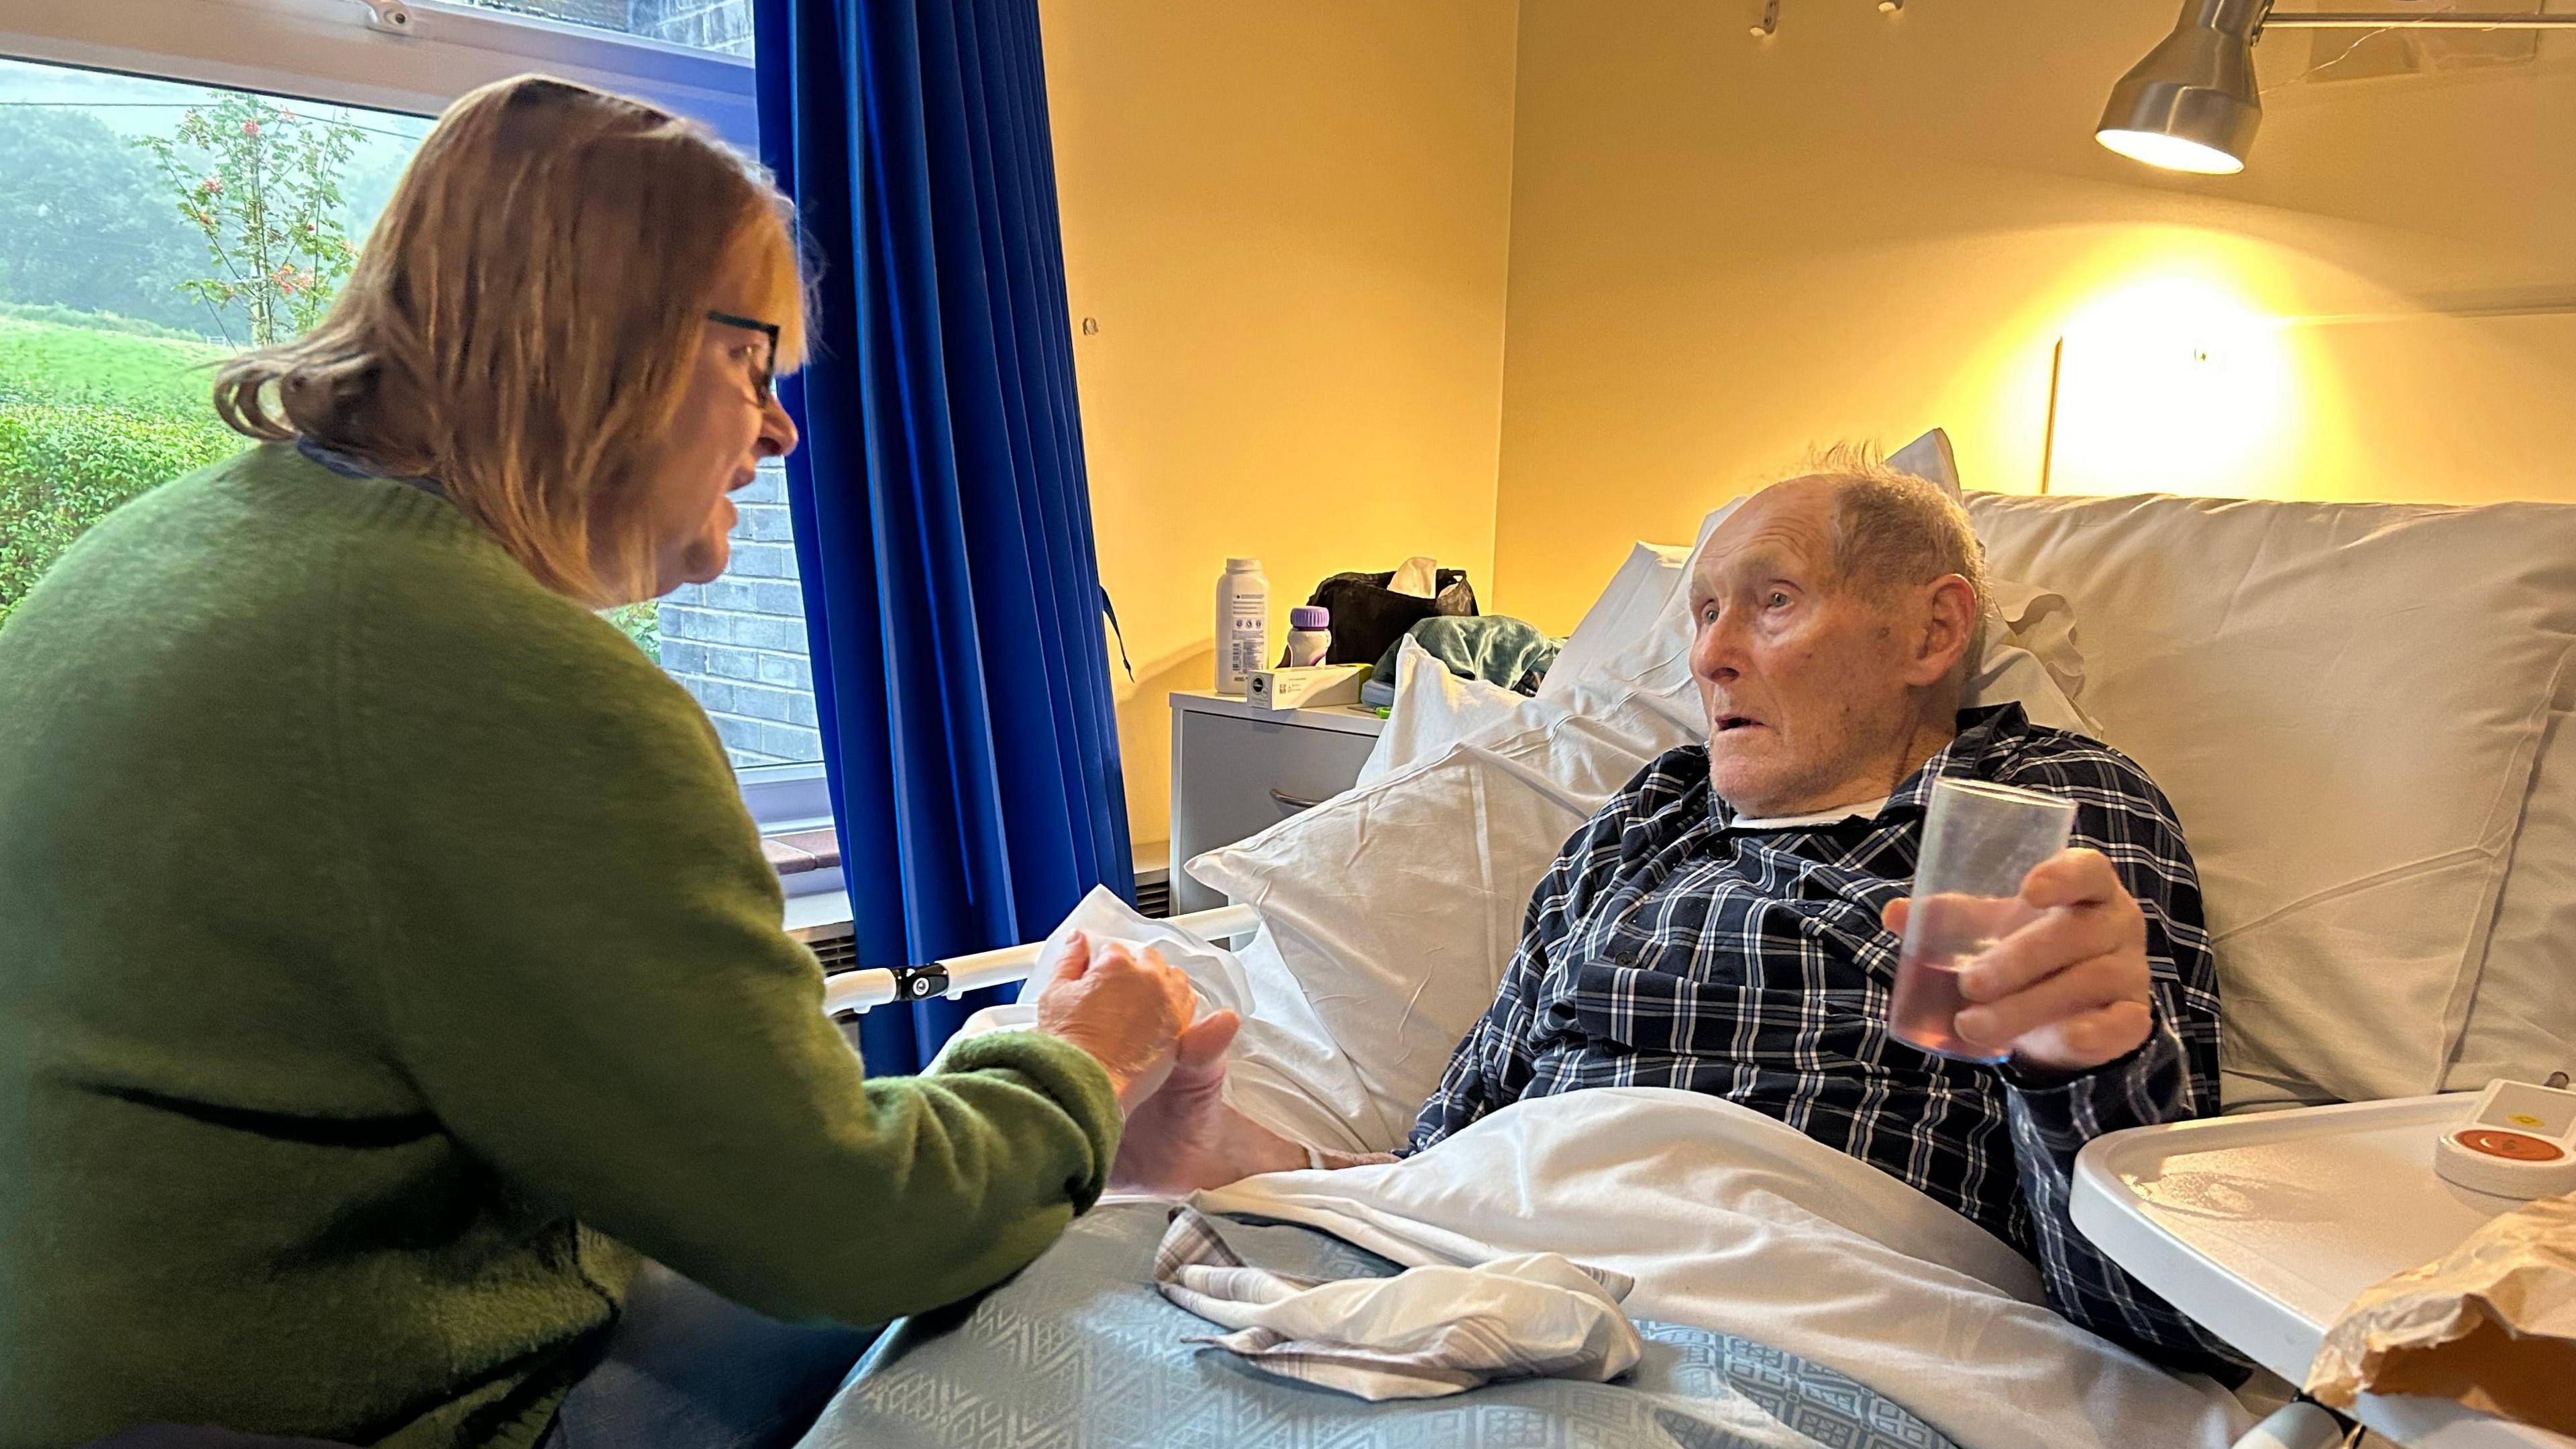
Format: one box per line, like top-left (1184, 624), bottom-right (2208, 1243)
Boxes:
top-left (1192, 1087), bottom-right (2252, 1449)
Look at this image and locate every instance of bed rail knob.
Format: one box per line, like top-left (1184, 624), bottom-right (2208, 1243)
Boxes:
top-left (890, 964), bottom-right (951, 1001)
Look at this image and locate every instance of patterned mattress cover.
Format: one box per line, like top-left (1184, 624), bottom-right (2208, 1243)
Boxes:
top-left (798, 1201), bottom-right (1958, 1449)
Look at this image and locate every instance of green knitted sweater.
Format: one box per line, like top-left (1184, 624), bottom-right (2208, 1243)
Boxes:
top-left (0, 443), bottom-right (1120, 1448)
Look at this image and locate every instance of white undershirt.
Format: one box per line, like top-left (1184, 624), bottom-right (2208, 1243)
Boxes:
top-left (1725, 795), bottom-right (1891, 832)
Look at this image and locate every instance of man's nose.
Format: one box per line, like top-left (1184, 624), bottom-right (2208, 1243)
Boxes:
top-left (1693, 616), bottom-right (1745, 682)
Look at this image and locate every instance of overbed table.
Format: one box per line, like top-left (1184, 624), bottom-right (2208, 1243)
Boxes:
top-left (2072, 1093), bottom-right (2571, 1448)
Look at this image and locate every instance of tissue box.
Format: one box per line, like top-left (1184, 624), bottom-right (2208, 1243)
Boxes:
top-left (1246, 664), bottom-right (1369, 711)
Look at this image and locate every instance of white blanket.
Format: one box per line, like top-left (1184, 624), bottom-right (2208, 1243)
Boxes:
top-left (1191, 1086), bottom-right (2253, 1449)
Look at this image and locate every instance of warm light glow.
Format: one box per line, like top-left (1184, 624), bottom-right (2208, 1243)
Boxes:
top-left (2095, 127), bottom-right (2245, 175)
top-left (2049, 267), bottom-right (2297, 497)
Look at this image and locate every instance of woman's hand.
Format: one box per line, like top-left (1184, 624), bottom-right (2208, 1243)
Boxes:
top-left (1032, 932), bottom-right (1203, 1110)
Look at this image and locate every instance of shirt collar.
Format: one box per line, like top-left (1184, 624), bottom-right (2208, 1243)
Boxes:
top-left (1709, 701), bottom-right (2033, 831)
top-left (296, 436), bottom-right (445, 498)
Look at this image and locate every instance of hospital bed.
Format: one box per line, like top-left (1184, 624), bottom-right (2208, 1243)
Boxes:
top-left (809, 448), bottom-right (2576, 1449)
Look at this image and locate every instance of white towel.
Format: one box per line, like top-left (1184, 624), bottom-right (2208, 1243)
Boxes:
top-left (1150, 1207), bottom-right (1643, 1401)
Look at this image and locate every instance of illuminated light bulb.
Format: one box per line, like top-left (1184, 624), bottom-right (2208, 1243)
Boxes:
top-left (2096, 127), bottom-right (2247, 176)
top-left (2094, 0), bottom-right (2263, 174)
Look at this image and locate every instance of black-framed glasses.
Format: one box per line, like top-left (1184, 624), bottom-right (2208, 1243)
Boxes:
top-left (706, 309), bottom-right (780, 405)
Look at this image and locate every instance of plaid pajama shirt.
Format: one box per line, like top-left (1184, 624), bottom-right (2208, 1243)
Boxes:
top-left (1408, 703), bottom-right (2246, 1377)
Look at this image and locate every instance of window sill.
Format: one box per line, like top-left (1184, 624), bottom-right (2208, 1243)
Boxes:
top-left (759, 827), bottom-right (840, 877)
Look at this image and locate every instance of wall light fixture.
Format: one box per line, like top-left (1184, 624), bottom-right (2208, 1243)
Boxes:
top-left (2098, 0), bottom-right (2576, 174)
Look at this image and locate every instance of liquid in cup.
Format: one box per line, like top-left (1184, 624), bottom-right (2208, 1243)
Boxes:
top-left (1890, 779), bottom-right (2076, 1063)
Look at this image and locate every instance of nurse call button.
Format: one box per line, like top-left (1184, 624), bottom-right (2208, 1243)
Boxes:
top-left (2453, 1128), bottom-right (2565, 1163)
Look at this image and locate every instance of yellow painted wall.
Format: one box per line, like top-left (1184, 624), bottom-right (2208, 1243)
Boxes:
top-left (1491, 0), bottom-right (2576, 633)
top-left (1040, 1), bottom-right (1521, 852)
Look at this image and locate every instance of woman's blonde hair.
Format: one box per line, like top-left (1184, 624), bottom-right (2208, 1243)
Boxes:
top-left (216, 74), bottom-right (808, 605)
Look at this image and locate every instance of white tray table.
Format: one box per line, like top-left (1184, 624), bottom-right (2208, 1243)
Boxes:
top-left (2072, 1093), bottom-right (2571, 1448)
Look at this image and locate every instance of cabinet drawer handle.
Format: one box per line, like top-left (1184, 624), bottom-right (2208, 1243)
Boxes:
top-left (1269, 788), bottom-right (1326, 813)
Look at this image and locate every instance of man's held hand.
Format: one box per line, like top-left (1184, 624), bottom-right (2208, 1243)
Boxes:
top-left (1880, 847), bottom-right (2155, 1073)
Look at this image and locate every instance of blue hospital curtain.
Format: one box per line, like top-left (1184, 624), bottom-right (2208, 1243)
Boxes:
top-left (752, 0), bottom-right (1134, 1071)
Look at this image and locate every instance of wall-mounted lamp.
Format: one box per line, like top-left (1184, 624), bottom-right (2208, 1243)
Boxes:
top-left (2097, 1), bottom-right (2576, 174)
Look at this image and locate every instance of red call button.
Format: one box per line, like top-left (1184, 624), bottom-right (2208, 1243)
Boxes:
top-left (2453, 1129), bottom-right (2567, 1163)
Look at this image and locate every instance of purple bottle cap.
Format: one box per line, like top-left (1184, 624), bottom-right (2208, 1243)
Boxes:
top-left (1290, 606), bottom-right (1330, 630)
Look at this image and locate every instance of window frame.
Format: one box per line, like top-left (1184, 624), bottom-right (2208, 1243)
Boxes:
top-left (2, 0), bottom-right (841, 863)
top-left (0, 0), bottom-right (756, 146)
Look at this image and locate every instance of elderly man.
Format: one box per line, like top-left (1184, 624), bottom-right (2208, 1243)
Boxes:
top-left (1114, 454), bottom-right (2239, 1376)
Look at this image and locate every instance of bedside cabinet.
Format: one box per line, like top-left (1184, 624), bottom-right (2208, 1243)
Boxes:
top-left (1168, 690), bottom-right (1385, 915)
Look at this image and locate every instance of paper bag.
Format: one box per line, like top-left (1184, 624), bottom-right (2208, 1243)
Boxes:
top-left (2306, 1192), bottom-right (2576, 1431)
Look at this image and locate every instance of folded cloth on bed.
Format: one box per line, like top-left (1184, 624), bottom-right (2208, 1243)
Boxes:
top-left (1194, 1085), bottom-right (2255, 1449)
top-left (1152, 1206), bottom-right (1642, 1401)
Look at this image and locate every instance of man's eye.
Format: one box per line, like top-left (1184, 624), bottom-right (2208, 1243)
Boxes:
top-left (1765, 591), bottom-right (1791, 609)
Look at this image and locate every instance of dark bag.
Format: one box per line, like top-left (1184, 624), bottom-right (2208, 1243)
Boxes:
top-left (1304, 569), bottom-right (1479, 668)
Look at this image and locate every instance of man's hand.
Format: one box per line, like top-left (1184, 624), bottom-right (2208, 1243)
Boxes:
top-left (1880, 847), bottom-right (2154, 1073)
top-left (1031, 932), bottom-right (1199, 1110)
top-left (1108, 1008), bottom-right (1312, 1195)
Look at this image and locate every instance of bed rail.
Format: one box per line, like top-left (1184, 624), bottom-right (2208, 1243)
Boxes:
top-left (820, 904), bottom-right (1264, 1016)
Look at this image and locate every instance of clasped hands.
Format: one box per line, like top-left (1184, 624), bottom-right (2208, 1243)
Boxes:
top-left (1029, 931), bottom-right (1325, 1193)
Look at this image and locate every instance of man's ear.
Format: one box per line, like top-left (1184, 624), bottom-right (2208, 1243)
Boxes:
top-left (1903, 574), bottom-right (1979, 687)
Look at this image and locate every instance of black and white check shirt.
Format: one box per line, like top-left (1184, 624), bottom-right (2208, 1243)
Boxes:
top-left (1409, 703), bottom-right (2245, 1377)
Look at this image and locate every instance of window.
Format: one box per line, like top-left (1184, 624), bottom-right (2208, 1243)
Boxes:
top-left (1, 1), bottom-right (827, 799)
top-left (441, 0), bottom-right (756, 58)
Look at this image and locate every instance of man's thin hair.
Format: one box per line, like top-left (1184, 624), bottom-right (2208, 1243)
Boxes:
top-left (1803, 440), bottom-right (1990, 656)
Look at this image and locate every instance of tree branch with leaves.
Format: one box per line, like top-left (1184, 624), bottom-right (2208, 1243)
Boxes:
top-left (138, 95), bottom-right (362, 347)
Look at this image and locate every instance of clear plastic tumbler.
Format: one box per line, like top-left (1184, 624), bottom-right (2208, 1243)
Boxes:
top-left (1888, 778), bottom-right (2078, 1063)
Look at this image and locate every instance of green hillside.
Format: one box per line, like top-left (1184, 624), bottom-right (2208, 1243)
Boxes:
top-left (0, 314), bottom-right (230, 415)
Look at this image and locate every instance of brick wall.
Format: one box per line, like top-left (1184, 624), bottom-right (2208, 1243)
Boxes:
top-left (462, 0), bottom-right (754, 58)
top-left (659, 464), bottom-right (824, 767)
top-left (457, 0), bottom-right (631, 29)
top-left (629, 0), bottom-right (755, 55)
top-left (476, 0), bottom-right (779, 759)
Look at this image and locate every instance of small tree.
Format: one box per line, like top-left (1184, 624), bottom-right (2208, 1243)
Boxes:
top-left (138, 95), bottom-right (363, 346)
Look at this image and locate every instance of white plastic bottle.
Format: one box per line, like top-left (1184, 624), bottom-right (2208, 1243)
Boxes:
top-left (1285, 606), bottom-right (1332, 667)
top-left (1215, 557), bottom-right (1270, 696)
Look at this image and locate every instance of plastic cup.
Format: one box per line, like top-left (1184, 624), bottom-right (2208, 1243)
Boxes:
top-left (1888, 778), bottom-right (2078, 1063)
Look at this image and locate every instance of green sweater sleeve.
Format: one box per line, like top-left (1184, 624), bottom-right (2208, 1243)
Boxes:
top-left (341, 549), bottom-right (1118, 1326)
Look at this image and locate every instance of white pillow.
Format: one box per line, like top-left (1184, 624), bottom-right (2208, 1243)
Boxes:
top-left (1187, 741), bottom-right (1604, 1150)
top-left (2445, 688), bottom-right (2576, 1093)
top-left (1356, 637), bottom-right (1529, 789)
top-left (1968, 490), bottom-right (2576, 1107)
top-left (1545, 541), bottom-right (1693, 692)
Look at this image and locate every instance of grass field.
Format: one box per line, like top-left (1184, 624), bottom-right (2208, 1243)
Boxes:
top-left (0, 315), bottom-right (231, 414)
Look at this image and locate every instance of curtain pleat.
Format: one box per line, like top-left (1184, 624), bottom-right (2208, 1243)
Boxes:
top-left (754, 0), bottom-right (1134, 1071)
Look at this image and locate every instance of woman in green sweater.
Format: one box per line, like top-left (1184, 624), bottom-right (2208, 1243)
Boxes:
top-left (0, 74), bottom-right (1230, 1449)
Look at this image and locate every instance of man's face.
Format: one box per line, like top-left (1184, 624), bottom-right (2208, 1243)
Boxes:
top-left (1688, 478), bottom-right (1923, 817)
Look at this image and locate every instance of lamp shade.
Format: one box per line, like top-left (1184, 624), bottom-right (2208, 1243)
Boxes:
top-left (2096, 0), bottom-right (2264, 174)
